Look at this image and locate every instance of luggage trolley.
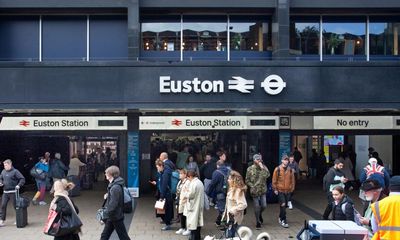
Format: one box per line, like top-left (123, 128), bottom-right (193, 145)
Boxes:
top-left (297, 220), bottom-right (368, 240)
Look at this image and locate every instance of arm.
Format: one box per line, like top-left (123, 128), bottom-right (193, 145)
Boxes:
top-left (60, 161), bottom-right (69, 171)
top-left (359, 170), bottom-right (366, 183)
top-left (0, 171), bottom-right (3, 185)
top-left (260, 166), bottom-right (270, 179)
top-left (245, 167), bottom-right (255, 189)
top-left (206, 171), bottom-right (218, 196)
top-left (272, 168), bottom-right (278, 191)
top-left (78, 160), bottom-right (86, 167)
top-left (159, 169), bottom-right (171, 199)
top-left (290, 170), bottom-right (296, 192)
top-left (229, 191), bottom-right (247, 214)
top-left (15, 170), bottom-right (26, 187)
top-left (105, 185), bottom-right (122, 217)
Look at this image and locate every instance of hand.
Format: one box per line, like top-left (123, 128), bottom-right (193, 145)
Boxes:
top-left (0, 183), bottom-right (3, 187)
top-left (104, 193), bottom-right (108, 200)
top-left (274, 190), bottom-right (278, 195)
top-left (149, 180), bottom-right (156, 186)
top-left (15, 185), bottom-right (20, 190)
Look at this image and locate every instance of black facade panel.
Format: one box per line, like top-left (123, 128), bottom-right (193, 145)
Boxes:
top-left (0, 63), bottom-right (400, 109)
top-left (0, 16), bottom-right (39, 61)
top-left (90, 15), bottom-right (128, 60)
top-left (139, 0), bottom-right (275, 8)
top-left (42, 16), bottom-right (87, 61)
top-left (291, 0), bottom-right (400, 8)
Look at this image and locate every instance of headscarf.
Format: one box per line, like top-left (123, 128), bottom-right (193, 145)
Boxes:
top-left (49, 179), bottom-right (72, 211)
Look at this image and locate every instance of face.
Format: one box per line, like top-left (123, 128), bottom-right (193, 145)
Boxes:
top-left (179, 172), bottom-right (186, 180)
top-left (205, 155), bottom-right (211, 162)
top-left (188, 156), bottom-right (193, 162)
top-left (337, 163), bottom-right (344, 169)
top-left (105, 172), bottom-right (112, 182)
top-left (156, 164), bottom-right (164, 173)
top-left (289, 157), bottom-right (294, 163)
top-left (220, 154), bottom-right (226, 161)
top-left (332, 189), bottom-right (344, 201)
top-left (364, 190), bottom-right (379, 201)
top-left (3, 162), bottom-right (11, 171)
top-left (282, 159), bottom-right (289, 167)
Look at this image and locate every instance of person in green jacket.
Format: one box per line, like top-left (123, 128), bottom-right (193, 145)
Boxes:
top-left (245, 154), bottom-right (270, 230)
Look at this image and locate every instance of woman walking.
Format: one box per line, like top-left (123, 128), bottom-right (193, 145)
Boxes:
top-left (183, 170), bottom-right (204, 240)
top-left (223, 170), bottom-right (247, 238)
top-left (49, 179), bottom-right (81, 240)
top-left (32, 157), bottom-right (49, 205)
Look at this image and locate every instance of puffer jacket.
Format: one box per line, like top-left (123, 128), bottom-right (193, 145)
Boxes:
top-left (104, 177), bottom-right (125, 221)
top-left (272, 166), bottom-right (295, 193)
top-left (332, 195), bottom-right (355, 221)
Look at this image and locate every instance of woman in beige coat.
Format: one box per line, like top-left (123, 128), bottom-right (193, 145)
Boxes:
top-left (183, 170), bottom-right (204, 240)
top-left (223, 170), bottom-right (248, 238)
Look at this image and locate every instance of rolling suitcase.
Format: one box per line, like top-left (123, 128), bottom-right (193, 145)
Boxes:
top-left (67, 175), bottom-right (81, 197)
top-left (15, 189), bottom-right (29, 228)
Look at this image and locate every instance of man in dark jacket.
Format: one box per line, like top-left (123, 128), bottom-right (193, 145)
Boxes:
top-left (207, 160), bottom-right (230, 226)
top-left (49, 153), bottom-right (69, 192)
top-left (0, 159), bottom-right (25, 226)
top-left (158, 152), bottom-right (175, 230)
top-left (100, 166), bottom-right (130, 240)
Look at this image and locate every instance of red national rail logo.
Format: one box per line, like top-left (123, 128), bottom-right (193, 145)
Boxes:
top-left (19, 120), bottom-right (30, 127)
top-left (171, 119), bottom-right (182, 126)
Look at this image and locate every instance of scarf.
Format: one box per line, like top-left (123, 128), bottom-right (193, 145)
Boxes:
top-left (49, 180), bottom-right (72, 212)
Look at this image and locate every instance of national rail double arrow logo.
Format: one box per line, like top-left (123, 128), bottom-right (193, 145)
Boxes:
top-left (19, 120), bottom-right (30, 127)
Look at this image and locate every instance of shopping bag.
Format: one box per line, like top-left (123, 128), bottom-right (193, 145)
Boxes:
top-left (155, 199), bottom-right (165, 210)
top-left (43, 210), bottom-right (59, 234)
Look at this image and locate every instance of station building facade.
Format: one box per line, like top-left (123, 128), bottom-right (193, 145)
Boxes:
top-left (1, 0), bottom-right (400, 195)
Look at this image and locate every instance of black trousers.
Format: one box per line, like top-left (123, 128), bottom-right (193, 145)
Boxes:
top-left (100, 218), bottom-right (131, 240)
top-left (323, 192), bottom-right (334, 220)
top-left (160, 197), bottom-right (173, 225)
top-left (278, 192), bottom-right (289, 221)
top-left (179, 213), bottom-right (187, 229)
top-left (0, 192), bottom-right (16, 221)
top-left (190, 227), bottom-right (201, 240)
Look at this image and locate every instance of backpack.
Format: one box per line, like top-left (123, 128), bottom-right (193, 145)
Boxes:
top-left (340, 202), bottom-right (361, 225)
top-left (170, 170), bottom-right (180, 195)
top-left (216, 170), bottom-right (229, 194)
top-left (120, 185), bottom-right (133, 213)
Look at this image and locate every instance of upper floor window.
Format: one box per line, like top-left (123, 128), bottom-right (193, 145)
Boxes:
top-left (322, 17), bottom-right (366, 60)
top-left (290, 17), bottom-right (320, 59)
top-left (369, 16), bottom-right (400, 59)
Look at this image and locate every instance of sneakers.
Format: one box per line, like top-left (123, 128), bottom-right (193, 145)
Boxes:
top-left (39, 201), bottom-right (47, 206)
top-left (279, 218), bottom-right (289, 228)
top-left (175, 228), bottom-right (185, 234)
top-left (288, 201), bottom-right (293, 210)
top-left (256, 222), bottom-right (261, 230)
top-left (182, 229), bottom-right (191, 236)
top-left (0, 220), bottom-right (4, 227)
top-left (161, 225), bottom-right (171, 231)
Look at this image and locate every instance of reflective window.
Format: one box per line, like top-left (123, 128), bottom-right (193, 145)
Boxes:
top-left (322, 17), bottom-right (366, 56)
top-left (141, 21), bottom-right (181, 52)
top-left (370, 17), bottom-right (400, 57)
top-left (229, 17), bottom-right (270, 52)
top-left (290, 17), bottom-right (320, 56)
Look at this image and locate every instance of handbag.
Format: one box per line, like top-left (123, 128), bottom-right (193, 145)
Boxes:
top-left (44, 196), bottom-right (82, 237)
top-left (96, 199), bottom-right (108, 223)
top-left (155, 199), bottom-right (165, 214)
top-left (30, 166), bottom-right (47, 180)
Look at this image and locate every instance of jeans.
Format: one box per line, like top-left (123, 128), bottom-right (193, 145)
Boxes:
top-left (253, 195), bottom-right (267, 224)
top-left (100, 218), bottom-right (131, 240)
top-left (226, 223), bottom-right (238, 238)
top-left (0, 192), bottom-right (16, 221)
top-left (278, 192), bottom-right (290, 221)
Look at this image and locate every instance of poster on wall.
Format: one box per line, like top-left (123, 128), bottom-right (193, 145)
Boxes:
top-left (279, 131), bottom-right (291, 163)
top-left (128, 131), bottom-right (140, 197)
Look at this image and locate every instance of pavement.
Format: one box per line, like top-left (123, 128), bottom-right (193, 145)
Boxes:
top-left (0, 179), bottom-right (364, 240)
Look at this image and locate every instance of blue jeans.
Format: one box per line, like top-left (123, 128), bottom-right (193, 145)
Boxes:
top-left (253, 195), bottom-right (267, 224)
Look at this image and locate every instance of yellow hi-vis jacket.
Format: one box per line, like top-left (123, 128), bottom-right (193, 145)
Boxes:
top-left (371, 194), bottom-right (400, 240)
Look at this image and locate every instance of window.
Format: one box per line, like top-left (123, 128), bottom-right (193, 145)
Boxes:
top-left (0, 16), bottom-right (39, 61)
top-left (290, 17), bottom-right (320, 58)
top-left (90, 15), bottom-right (128, 60)
top-left (141, 16), bottom-right (181, 61)
top-left (230, 16), bottom-right (271, 61)
top-left (42, 16), bottom-right (86, 61)
top-left (183, 16), bottom-right (227, 60)
top-left (322, 17), bottom-right (366, 59)
top-left (370, 17), bottom-right (400, 59)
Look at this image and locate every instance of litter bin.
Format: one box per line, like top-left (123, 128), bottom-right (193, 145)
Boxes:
top-left (297, 220), bottom-right (368, 240)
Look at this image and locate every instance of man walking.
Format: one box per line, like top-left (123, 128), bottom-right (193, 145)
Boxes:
top-left (245, 154), bottom-right (270, 229)
top-left (272, 156), bottom-right (295, 228)
top-left (159, 152), bottom-right (176, 230)
top-left (0, 159), bottom-right (25, 227)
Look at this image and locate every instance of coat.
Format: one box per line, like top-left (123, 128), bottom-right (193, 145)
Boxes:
top-left (223, 188), bottom-right (247, 225)
top-left (104, 177), bottom-right (125, 221)
top-left (272, 166), bottom-right (295, 193)
top-left (177, 179), bottom-right (190, 214)
top-left (245, 164), bottom-right (270, 197)
top-left (54, 196), bottom-right (80, 240)
top-left (183, 177), bottom-right (204, 230)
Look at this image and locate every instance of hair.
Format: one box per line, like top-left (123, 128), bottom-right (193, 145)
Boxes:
top-left (55, 153), bottom-right (61, 159)
top-left (54, 179), bottom-right (75, 192)
top-left (187, 170), bottom-right (198, 178)
top-left (3, 159), bottom-right (12, 165)
top-left (216, 151), bottom-right (226, 157)
top-left (71, 153), bottom-right (78, 158)
top-left (178, 169), bottom-right (187, 175)
top-left (155, 158), bottom-right (164, 167)
top-left (332, 186), bottom-right (345, 194)
top-left (186, 154), bottom-right (194, 164)
top-left (105, 165), bottom-right (120, 178)
top-left (228, 170), bottom-right (247, 192)
top-left (160, 152), bottom-right (168, 159)
top-left (289, 154), bottom-right (294, 158)
top-left (281, 155), bottom-right (289, 161)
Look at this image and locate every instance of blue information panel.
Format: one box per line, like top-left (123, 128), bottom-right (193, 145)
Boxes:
top-left (127, 131), bottom-right (139, 197)
top-left (279, 131), bottom-right (291, 163)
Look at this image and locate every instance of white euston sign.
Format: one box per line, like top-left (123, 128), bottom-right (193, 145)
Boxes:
top-left (314, 116), bottom-right (393, 129)
top-left (0, 116), bottom-right (127, 130)
top-left (159, 75), bottom-right (286, 95)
